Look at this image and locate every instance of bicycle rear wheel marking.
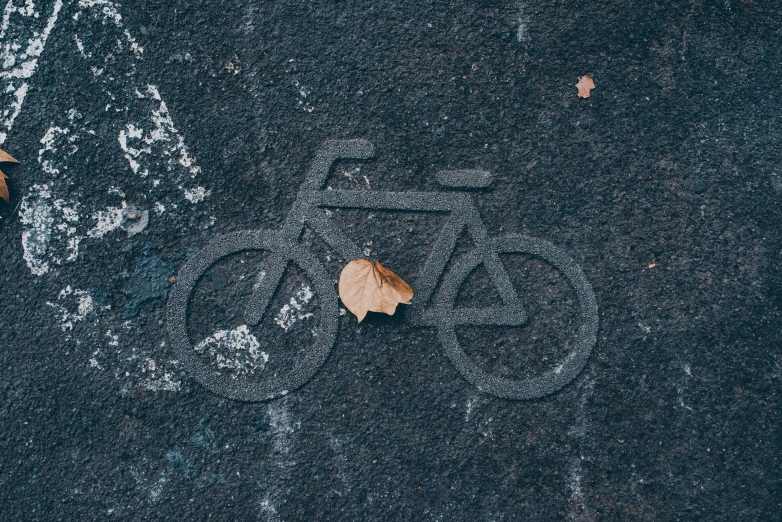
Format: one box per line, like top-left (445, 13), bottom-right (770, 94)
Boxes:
top-left (434, 235), bottom-right (598, 400)
top-left (167, 230), bottom-right (338, 402)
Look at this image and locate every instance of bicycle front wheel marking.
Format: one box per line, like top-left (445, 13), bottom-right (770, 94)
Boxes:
top-left (434, 235), bottom-right (598, 400)
top-left (167, 230), bottom-right (339, 402)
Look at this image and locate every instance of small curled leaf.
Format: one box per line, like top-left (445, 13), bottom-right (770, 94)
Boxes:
top-left (576, 75), bottom-right (595, 98)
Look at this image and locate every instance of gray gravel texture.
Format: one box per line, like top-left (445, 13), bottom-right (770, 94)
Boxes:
top-left (1, 0), bottom-right (781, 520)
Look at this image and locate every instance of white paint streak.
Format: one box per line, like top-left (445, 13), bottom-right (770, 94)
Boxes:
top-left (19, 184), bottom-right (82, 275)
top-left (182, 185), bottom-right (208, 203)
top-left (38, 125), bottom-right (77, 175)
top-left (141, 358), bottom-right (181, 392)
top-left (88, 204), bottom-right (124, 238)
top-left (260, 400), bottom-right (297, 520)
top-left (516, 2), bottom-right (531, 44)
top-left (464, 397), bottom-right (476, 422)
top-left (14, 0), bottom-right (205, 283)
top-left (566, 378), bottom-right (594, 520)
top-left (46, 286), bottom-right (94, 331)
top-left (0, 0), bottom-right (63, 144)
top-left (117, 84), bottom-right (207, 201)
top-left (274, 284), bottom-right (314, 331)
top-left (194, 325), bottom-right (269, 377)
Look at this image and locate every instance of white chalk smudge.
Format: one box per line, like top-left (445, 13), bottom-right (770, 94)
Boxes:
top-left (46, 286), bottom-right (94, 331)
top-left (0, 0), bottom-right (63, 144)
top-left (294, 79), bottom-right (314, 112)
top-left (38, 125), bottom-right (78, 176)
top-left (259, 399), bottom-right (297, 520)
top-left (274, 284), bottom-right (314, 331)
top-left (194, 325), bottom-right (269, 377)
top-left (141, 358), bottom-right (181, 392)
top-left (183, 185), bottom-right (208, 203)
top-left (19, 184), bottom-right (82, 275)
top-left (516, 2), bottom-right (531, 44)
top-left (88, 204), bottom-right (124, 238)
top-left (117, 84), bottom-right (207, 205)
top-left (677, 363), bottom-right (693, 411)
top-left (464, 396), bottom-right (477, 422)
top-left (566, 378), bottom-right (594, 520)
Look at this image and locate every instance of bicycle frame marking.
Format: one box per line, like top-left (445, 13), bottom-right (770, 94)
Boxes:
top-left (244, 140), bottom-right (524, 329)
top-left (168, 139), bottom-right (599, 402)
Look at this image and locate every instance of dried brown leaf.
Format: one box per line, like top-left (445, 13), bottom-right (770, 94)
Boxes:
top-left (338, 259), bottom-right (414, 322)
top-left (0, 148), bottom-right (18, 164)
top-left (0, 170), bottom-right (8, 203)
top-left (576, 75), bottom-right (595, 98)
top-left (0, 147), bottom-right (18, 203)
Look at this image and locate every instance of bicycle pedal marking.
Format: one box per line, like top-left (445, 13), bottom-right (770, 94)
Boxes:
top-left (167, 140), bottom-right (599, 402)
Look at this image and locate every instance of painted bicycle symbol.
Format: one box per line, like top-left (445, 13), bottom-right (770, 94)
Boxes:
top-left (167, 140), bottom-right (598, 401)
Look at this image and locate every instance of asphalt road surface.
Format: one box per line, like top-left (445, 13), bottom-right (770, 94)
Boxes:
top-left (1, 0), bottom-right (780, 520)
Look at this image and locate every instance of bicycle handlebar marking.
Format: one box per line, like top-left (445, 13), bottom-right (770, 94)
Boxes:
top-left (167, 139), bottom-right (599, 402)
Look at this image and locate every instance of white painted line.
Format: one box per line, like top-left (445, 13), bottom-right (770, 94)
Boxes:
top-left (0, 0), bottom-right (63, 144)
top-left (19, 0), bottom-right (209, 275)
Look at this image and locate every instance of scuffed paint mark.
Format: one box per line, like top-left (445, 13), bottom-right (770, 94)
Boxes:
top-left (294, 79), bottom-right (314, 112)
top-left (194, 325), bottom-right (269, 377)
top-left (258, 399), bottom-right (297, 520)
top-left (19, 184), bottom-right (53, 275)
top-left (88, 204), bottom-right (124, 238)
top-left (115, 84), bottom-right (207, 202)
top-left (116, 84), bottom-right (205, 201)
top-left (677, 363), bottom-right (693, 412)
top-left (259, 499), bottom-right (280, 521)
top-left (38, 125), bottom-right (78, 175)
top-left (19, 184), bottom-right (81, 275)
top-left (0, 0), bottom-right (63, 144)
top-left (464, 396), bottom-right (477, 422)
top-left (566, 378), bottom-right (594, 520)
top-left (516, 2), bottom-right (531, 45)
top-left (46, 286), bottom-right (94, 331)
top-left (148, 474), bottom-right (168, 503)
top-left (182, 185), bottom-right (208, 203)
top-left (141, 358), bottom-right (181, 392)
top-left (274, 284), bottom-right (314, 331)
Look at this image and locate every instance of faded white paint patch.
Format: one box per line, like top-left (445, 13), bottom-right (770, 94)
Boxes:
top-left (106, 330), bottom-right (119, 347)
top-left (46, 286), bottom-right (94, 331)
top-left (141, 358), bottom-right (181, 392)
top-left (19, 184), bottom-right (53, 275)
top-left (19, 185), bottom-right (82, 275)
top-left (117, 84), bottom-right (207, 201)
top-left (516, 3), bottom-right (531, 44)
top-left (294, 79), bottom-right (314, 112)
top-left (194, 325), bottom-right (268, 376)
top-left (274, 284), bottom-right (314, 331)
top-left (182, 185), bottom-right (208, 203)
top-left (259, 399), bottom-right (297, 519)
top-left (465, 396), bottom-right (477, 422)
top-left (566, 378), bottom-right (594, 519)
top-left (0, 0), bottom-right (63, 144)
top-left (38, 125), bottom-right (78, 175)
top-left (568, 456), bottom-right (584, 503)
top-left (16, 0), bottom-right (207, 276)
top-left (68, 1), bottom-right (206, 209)
top-left (88, 204), bottom-right (124, 238)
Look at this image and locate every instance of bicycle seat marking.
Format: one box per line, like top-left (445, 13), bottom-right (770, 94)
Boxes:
top-left (167, 140), bottom-right (599, 402)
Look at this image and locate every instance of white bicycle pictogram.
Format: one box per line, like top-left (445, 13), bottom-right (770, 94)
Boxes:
top-left (167, 140), bottom-right (598, 401)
